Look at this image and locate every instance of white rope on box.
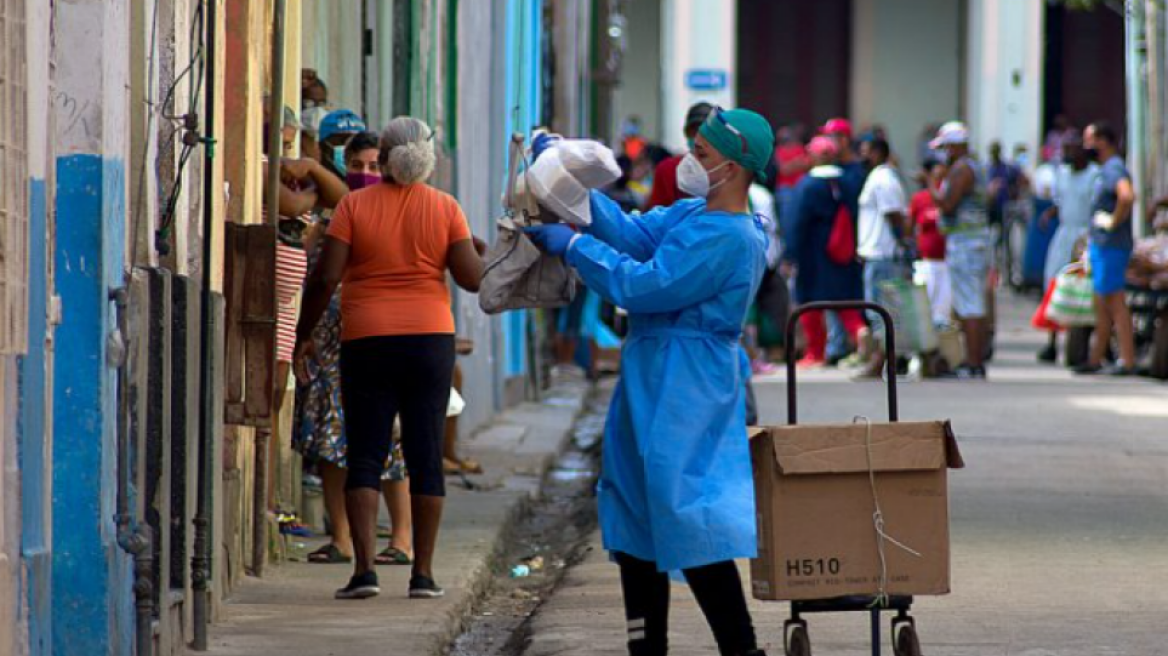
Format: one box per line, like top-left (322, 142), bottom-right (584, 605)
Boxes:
top-left (854, 415), bottom-right (922, 609)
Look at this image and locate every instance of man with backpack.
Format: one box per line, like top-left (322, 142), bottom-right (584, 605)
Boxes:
top-left (781, 135), bottom-right (865, 368)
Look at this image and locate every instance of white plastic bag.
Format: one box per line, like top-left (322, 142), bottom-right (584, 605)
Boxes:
top-left (525, 140), bottom-right (621, 226)
top-left (446, 387), bottom-right (465, 418)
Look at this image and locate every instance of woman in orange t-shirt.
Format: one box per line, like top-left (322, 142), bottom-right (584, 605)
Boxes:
top-left (295, 117), bottom-right (486, 601)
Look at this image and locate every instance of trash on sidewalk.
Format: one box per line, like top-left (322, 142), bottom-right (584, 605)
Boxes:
top-left (276, 510), bottom-right (313, 537)
top-left (749, 420), bottom-right (964, 601)
top-left (510, 564), bottom-right (531, 578)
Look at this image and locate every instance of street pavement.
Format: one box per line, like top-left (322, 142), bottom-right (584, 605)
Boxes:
top-left (525, 293), bottom-right (1168, 656)
top-left (193, 374), bottom-right (590, 656)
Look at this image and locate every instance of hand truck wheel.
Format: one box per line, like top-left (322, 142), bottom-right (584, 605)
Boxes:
top-left (783, 619), bottom-right (811, 656)
top-left (891, 616), bottom-right (921, 656)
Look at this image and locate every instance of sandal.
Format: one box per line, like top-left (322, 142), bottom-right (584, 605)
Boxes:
top-left (375, 546), bottom-right (413, 566)
top-left (307, 544), bottom-right (352, 564)
top-left (458, 459), bottom-right (484, 475)
top-left (444, 457), bottom-right (484, 475)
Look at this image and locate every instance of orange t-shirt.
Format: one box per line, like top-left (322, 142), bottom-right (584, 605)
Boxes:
top-left (326, 183), bottom-right (471, 341)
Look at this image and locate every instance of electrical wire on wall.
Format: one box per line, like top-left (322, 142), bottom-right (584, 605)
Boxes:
top-left (154, 0), bottom-right (209, 256)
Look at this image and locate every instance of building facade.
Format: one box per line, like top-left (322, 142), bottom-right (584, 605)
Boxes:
top-left (2, 1), bottom-right (618, 655)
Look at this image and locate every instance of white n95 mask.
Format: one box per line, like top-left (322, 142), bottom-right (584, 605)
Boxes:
top-left (677, 153), bottom-right (730, 199)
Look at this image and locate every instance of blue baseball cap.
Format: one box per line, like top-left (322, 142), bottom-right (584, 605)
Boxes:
top-left (318, 109), bottom-right (366, 142)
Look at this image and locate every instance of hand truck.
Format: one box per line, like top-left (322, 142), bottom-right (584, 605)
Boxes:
top-left (779, 300), bottom-right (921, 656)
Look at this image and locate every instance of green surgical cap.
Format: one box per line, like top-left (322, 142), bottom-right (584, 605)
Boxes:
top-left (698, 108), bottom-right (775, 182)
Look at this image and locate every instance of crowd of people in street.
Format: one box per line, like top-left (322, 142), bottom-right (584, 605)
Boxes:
top-left (599, 104), bottom-right (1166, 384)
top-left (261, 62), bottom-right (1165, 656)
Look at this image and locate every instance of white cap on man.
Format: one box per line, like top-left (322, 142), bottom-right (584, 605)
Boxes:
top-left (929, 121), bottom-right (969, 149)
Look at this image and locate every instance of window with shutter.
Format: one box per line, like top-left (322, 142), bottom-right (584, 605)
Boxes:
top-left (0, 0), bottom-right (29, 354)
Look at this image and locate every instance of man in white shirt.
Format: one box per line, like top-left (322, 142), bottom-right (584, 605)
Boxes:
top-left (856, 137), bottom-right (909, 379)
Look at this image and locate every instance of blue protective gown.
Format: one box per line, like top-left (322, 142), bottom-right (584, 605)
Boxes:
top-left (565, 192), bottom-right (768, 572)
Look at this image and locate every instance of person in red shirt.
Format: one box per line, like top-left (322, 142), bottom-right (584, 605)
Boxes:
top-left (645, 101), bottom-right (714, 210)
top-left (775, 124), bottom-right (810, 189)
top-left (910, 159), bottom-right (951, 326)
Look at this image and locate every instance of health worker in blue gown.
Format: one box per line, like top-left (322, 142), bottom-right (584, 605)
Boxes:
top-left (526, 108), bottom-right (774, 656)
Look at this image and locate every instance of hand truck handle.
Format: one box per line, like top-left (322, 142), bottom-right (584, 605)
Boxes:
top-left (784, 301), bottom-right (899, 425)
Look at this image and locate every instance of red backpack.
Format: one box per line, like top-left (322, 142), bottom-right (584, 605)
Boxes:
top-left (825, 181), bottom-right (856, 265)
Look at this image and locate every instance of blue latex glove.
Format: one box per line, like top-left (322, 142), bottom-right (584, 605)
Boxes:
top-left (523, 224), bottom-right (577, 257)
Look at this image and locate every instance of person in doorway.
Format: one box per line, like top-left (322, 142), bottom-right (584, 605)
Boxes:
top-left (1074, 122), bottom-right (1138, 376)
top-left (854, 137), bottom-right (909, 380)
top-left (782, 136), bottom-right (866, 368)
top-left (293, 131), bottom-right (415, 567)
top-left (1037, 135), bottom-right (1099, 363)
top-left (523, 107), bottom-right (773, 656)
top-left (911, 159), bottom-right (952, 327)
top-left (317, 109), bottom-right (368, 179)
top-left (646, 102), bottom-right (714, 210)
top-left (930, 121), bottom-right (992, 380)
top-left (294, 117), bottom-right (488, 600)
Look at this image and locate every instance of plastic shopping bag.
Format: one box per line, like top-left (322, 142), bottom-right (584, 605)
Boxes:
top-left (1031, 278), bottom-right (1063, 332)
top-left (446, 387), bottom-right (465, 418)
top-left (525, 140), bottom-right (621, 226)
top-left (1046, 265), bottom-right (1095, 327)
top-left (878, 279), bottom-right (938, 353)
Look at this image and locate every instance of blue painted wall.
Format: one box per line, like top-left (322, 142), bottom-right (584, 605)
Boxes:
top-left (502, 0), bottom-right (545, 379)
top-left (18, 178), bottom-right (51, 656)
top-left (51, 154), bottom-right (131, 656)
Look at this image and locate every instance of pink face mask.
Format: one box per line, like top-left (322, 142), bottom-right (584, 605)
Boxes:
top-left (346, 172), bottom-right (382, 190)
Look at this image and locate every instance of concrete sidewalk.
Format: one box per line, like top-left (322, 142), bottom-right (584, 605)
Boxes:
top-left (197, 373), bottom-right (591, 656)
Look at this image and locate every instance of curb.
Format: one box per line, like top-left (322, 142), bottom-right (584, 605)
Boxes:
top-left (424, 375), bottom-right (593, 655)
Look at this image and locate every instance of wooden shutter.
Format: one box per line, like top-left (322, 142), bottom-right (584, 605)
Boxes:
top-left (223, 223), bottom-right (277, 427)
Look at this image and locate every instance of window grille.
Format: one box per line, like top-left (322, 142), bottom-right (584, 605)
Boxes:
top-left (0, 0), bottom-right (29, 354)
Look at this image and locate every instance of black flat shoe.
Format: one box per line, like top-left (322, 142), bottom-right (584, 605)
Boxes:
top-left (408, 574), bottom-right (445, 599)
top-left (335, 571), bottom-right (380, 600)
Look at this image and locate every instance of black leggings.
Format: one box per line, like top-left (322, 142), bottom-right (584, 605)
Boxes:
top-left (339, 334), bottom-right (455, 496)
top-left (614, 552), bottom-right (757, 656)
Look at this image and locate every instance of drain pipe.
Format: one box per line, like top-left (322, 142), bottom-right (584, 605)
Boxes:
top-left (111, 286), bottom-right (156, 656)
top-left (192, 0), bottom-right (220, 647)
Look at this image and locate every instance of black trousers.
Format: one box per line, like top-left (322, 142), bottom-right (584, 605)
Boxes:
top-left (614, 552), bottom-right (758, 656)
top-left (339, 334), bottom-right (455, 496)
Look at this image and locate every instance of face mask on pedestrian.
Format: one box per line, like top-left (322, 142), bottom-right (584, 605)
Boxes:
top-left (677, 153), bottom-right (731, 198)
top-left (1084, 147), bottom-right (1100, 162)
top-left (345, 171), bottom-right (381, 190)
top-left (330, 146), bottom-right (347, 174)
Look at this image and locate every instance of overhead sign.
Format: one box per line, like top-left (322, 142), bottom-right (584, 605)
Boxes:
top-left (685, 69), bottom-right (728, 91)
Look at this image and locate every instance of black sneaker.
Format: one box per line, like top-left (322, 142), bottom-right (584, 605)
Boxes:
top-left (335, 571), bottom-right (380, 600)
top-left (1072, 363), bottom-right (1103, 375)
top-left (408, 574), bottom-right (445, 599)
top-left (1037, 344), bottom-right (1057, 364)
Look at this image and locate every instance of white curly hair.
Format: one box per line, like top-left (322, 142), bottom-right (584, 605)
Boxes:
top-left (379, 117), bottom-right (437, 185)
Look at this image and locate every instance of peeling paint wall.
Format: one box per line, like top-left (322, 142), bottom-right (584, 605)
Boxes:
top-left (50, 0), bottom-right (135, 653)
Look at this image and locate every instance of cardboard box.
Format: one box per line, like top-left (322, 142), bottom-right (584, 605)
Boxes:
top-left (749, 421), bottom-right (963, 601)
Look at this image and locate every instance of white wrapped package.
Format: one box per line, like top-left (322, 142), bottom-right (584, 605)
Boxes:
top-left (525, 140), bottom-right (621, 226)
